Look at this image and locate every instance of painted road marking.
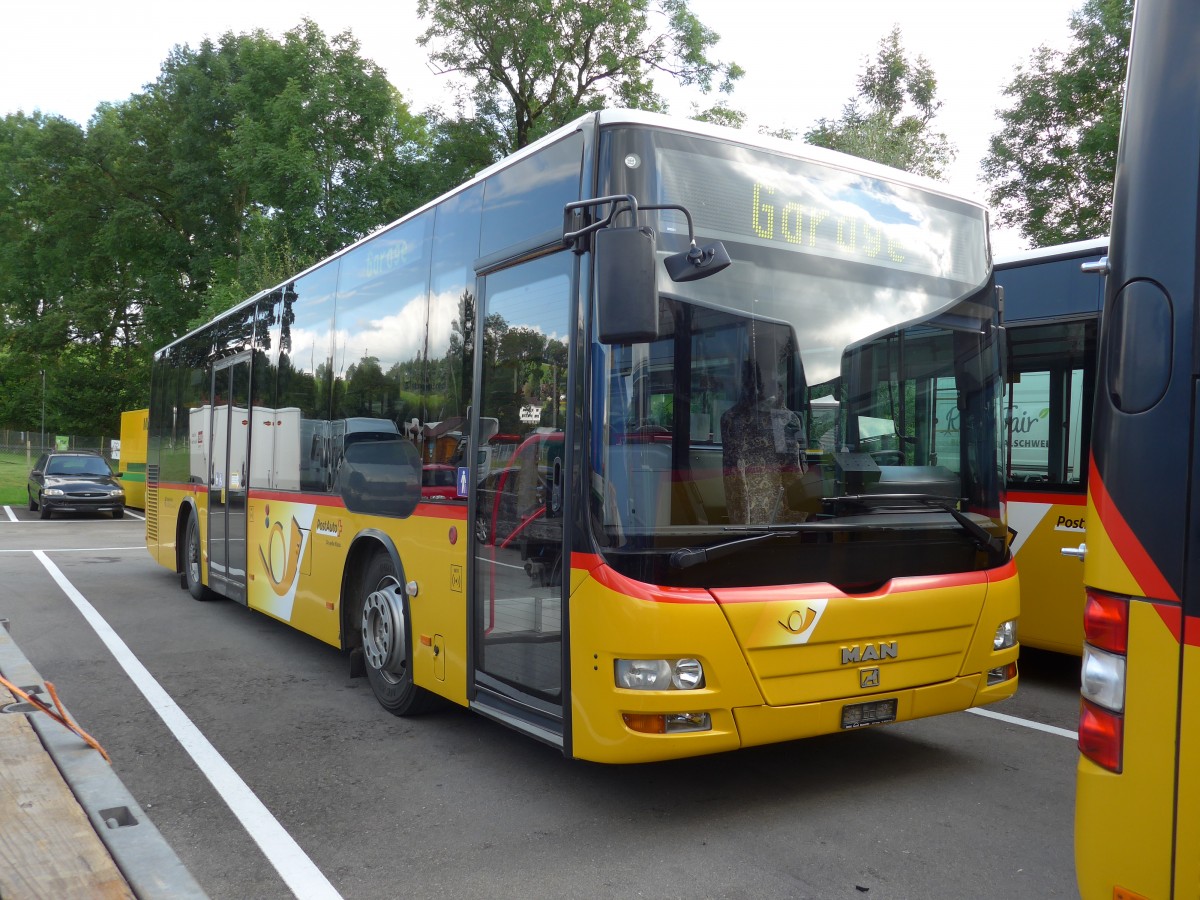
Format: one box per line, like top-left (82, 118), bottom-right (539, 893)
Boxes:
top-left (968, 706), bottom-right (1077, 740)
top-left (33, 550), bottom-right (344, 900)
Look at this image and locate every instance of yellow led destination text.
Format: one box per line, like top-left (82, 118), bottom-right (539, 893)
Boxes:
top-left (751, 182), bottom-right (905, 265)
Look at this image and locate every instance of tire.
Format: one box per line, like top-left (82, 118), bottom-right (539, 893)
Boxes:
top-left (38, 499), bottom-right (50, 520)
top-left (183, 515), bottom-right (213, 601)
top-left (113, 506), bottom-right (125, 520)
top-left (474, 514), bottom-right (491, 545)
top-left (359, 553), bottom-right (438, 716)
top-left (28, 491), bottom-right (36, 512)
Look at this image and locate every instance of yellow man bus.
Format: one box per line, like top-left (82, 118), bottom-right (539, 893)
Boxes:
top-left (1075, 1), bottom-right (1200, 896)
top-left (997, 238), bottom-right (1105, 654)
top-left (146, 110), bottom-right (1019, 763)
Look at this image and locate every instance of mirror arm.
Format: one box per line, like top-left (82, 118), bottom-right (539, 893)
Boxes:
top-left (564, 194), bottom-right (640, 249)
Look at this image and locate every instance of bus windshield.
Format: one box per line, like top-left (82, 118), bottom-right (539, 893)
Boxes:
top-left (590, 127), bottom-right (1002, 590)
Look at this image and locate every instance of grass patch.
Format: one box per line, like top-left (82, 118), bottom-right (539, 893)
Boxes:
top-left (0, 450), bottom-right (35, 506)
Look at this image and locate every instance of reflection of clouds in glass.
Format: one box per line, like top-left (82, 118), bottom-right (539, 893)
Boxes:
top-left (280, 326), bottom-right (329, 374)
top-left (335, 292), bottom-right (428, 372)
top-left (426, 289), bottom-right (463, 358)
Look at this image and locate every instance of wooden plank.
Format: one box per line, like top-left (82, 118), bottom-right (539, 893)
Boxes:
top-left (0, 685), bottom-right (134, 900)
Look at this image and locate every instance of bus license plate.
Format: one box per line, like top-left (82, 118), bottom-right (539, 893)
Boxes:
top-left (841, 698), bottom-right (897, 729)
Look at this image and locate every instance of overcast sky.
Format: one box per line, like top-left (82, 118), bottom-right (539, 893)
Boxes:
top-left (1, 0), bottom-right (1087, 253)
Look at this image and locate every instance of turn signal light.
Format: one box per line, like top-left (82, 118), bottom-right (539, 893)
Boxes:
top-left (622, 712), bottom-right (712, 734)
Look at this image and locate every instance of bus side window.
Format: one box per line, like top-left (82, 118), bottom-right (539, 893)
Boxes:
top-left (1006, 319), bottom-right (1096, 488)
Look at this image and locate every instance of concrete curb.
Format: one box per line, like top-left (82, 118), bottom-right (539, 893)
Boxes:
top-left (0, 618), bottom-right (209, 899)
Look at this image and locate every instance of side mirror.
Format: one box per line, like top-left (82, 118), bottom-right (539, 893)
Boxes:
top-left (595, 226), bottom-right (658, 344)
top-left (664, 240), bottom-right (732, 283)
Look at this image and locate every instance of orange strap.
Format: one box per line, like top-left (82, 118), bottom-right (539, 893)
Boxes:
top-left (0, 674), bottom-right (111, 763)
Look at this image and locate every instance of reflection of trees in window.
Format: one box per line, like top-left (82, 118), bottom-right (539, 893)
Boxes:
top-left (481, 320), bottom-right (567, 434)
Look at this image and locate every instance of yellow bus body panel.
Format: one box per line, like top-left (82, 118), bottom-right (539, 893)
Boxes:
top-left (241, 498), bottom-right (470, 706)
top-left (150, 480), bottom-right (1019, 764)
top-left (1009, 493), bottom-right (1087, 654)
top-left (1083, 490), bottom-right (1144, 598)
top-left (146, 483), bottom-right (205, 574)
top-left (1075, 599), bottom-right (1180, 900)
top-left (148, 487), bottom-right (472, 707)
top-left (1177, 635), bottom-right (1200, 900)
top-left (118, 409), bottom-right (148, 509)
top-left (567, 562), bottom-right (1020, 764)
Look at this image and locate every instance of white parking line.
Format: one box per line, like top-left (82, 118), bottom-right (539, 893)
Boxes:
top-left (967, 706), bottom-right (1078, 740)
top-left (2, 506), bottom-right (16, 522)
top-left (0, 546), bottom-right (146, 553)
top-left (33, 550), bottom-right (344, 900)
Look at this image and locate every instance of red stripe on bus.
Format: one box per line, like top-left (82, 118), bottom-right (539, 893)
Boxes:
top-left (416, 503), bottom-right (468, 520)
top-left (245, 490), bottom-right (468, 519)
top-left (1008, 490), bottom-right (1086, 506)
top-left (713, 558), bottom-right (1015, 604)
top-left (580, 555), bottom-right (1015, 606)
top-left (1089, 454), bottom-right (1180, 603)
top-left (1184, 612), bottom-right (1200, 648)
top-left (249, 489), bottom-right (347, 506)
top-left (155, 481), bottom-right (207, 493)
top-left (1155, 604), bottom-right (1184, 644)
top-left (586, 562), bottom-right (717, 604)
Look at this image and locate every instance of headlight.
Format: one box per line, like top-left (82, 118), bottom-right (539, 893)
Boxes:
top-left (993, 619), bottom-right (1017, 650)
top-left (109, 489), bottom-right (124, 498)
top-left (43, 488), bottom-right (64, 496)
top-left (615, 658), bottom-right (706, 690)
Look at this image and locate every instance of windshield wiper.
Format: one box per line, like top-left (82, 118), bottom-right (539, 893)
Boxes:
top-left (669, 530), bottom-right (784, 569)
top-left (826, 493), bottom-right (1007, 563)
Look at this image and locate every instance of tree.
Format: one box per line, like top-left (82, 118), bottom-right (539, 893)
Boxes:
top-left (0, 21), bottom-right (440, 437)
top-left (804, 26), bottom-right (955, 180)
top-left (416, 0), bottom-right (744, 155)
top-left (982, 0), bottom-right (1131, 246)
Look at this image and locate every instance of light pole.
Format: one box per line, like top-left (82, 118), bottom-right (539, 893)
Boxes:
top-left (40, 369), bottom-right (45, 452)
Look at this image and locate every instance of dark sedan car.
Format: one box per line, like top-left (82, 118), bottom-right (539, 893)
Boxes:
top-left (28, 451), bottom-right (125, 519)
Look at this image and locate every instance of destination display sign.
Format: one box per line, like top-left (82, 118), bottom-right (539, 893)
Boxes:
top-left (654, 145), bottom-right (987, 287)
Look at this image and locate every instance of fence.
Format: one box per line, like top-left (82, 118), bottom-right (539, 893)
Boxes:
top-left (0, 431), bottom-right (117, 465)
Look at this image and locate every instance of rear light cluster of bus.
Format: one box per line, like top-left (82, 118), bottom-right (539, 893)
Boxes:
top-left (616, 658), bottom-right (711, 734)
top-left (1079, 590), bottom-right (1128, 773)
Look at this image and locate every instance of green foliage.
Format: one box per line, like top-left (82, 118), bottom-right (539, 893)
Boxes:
top-left (982, 0), bottom-right (1131, 246)
top-left (0, 20), bottom-right (441, 438)
top-left (416, 0), bottom-right (743, 154)
top-left (803, 26), bottom-right (955, 180)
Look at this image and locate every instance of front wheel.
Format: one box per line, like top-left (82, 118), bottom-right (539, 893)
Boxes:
top-left (38, 499), bottom-right (50, 520)
top-left (183, 515), bottom-right (213, 601)
top-left (113, 506), bottom-right (125, 520)
top-left (359, 553), bottom-right (438, 716)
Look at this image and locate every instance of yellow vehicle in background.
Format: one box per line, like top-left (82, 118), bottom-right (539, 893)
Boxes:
top-left (117, 409), bottom-right (148, 510)
top-left (996, 239), bottom-right (1105, 655)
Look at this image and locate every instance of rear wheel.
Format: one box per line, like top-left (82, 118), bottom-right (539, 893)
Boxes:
top-left (27, 491), bottom-right (35, 512)
top-left (183, 515), bottom-right (213, 601)
top-left (359, 552), bottom-right (438, 716)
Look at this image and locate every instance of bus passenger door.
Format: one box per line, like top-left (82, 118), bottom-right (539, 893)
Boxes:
top-left (469, 253), bottom-right (573, 748)
top-left (208, 353), bottom-right (251, 604)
